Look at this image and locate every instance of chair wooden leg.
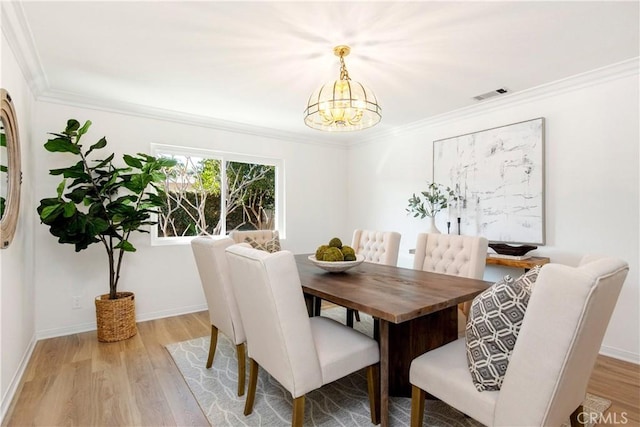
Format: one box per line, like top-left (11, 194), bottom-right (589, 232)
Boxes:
top-left (206, 325), bottom-right (219, 368)
top-left (291, 395), bottom-right (305, 427)
top-left (459, 302), bottom-right (471, 318)
top-left (411, 385), bottom-right (426, 427)
top-left (366, 364), bottom-right (380, 425)
top-left (570, 404), bottom-right (585, 427)
top-left (244, 358), bottom-right (259, 416)
top-left (236, 343), bottom-right (246, 396)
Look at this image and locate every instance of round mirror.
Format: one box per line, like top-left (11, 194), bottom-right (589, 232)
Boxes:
top-left (1, 89), bottom-right (22, 249)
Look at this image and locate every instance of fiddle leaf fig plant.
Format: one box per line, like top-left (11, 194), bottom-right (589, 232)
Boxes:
top-left (37, 119), bottom-right (176, 299)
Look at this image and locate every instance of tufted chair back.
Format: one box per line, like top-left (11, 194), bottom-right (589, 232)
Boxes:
top-left (352, 229), bottom-right (401, 266)
top-left (413, 233), bottom-right (488, 279)
top-left (229, 229), bottom-right (278, 245)
top-left (228, 229), bottom-right (280, 253)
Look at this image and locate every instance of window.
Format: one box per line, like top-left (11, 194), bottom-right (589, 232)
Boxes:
top-left (151, 144), bottom-right (283, 245)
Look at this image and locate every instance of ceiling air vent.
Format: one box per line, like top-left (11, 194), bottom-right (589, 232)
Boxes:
top-left (473, 87), bottom-right (509, 101)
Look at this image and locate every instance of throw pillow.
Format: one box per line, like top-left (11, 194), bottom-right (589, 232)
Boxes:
top-left (244, 235), bottom-right (281, 253)
top-left (465, 266), bottom-right (541, 391)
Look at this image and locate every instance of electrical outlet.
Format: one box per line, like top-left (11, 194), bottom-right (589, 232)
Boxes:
top-left (72, 296), bottom-right (81, 309)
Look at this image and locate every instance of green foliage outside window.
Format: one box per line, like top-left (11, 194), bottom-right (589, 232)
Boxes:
top-left (157, 154), bottom-right (276, 237)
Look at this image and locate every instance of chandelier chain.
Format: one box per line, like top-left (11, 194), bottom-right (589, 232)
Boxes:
top-left (339, 55), bottom-right (351, 81)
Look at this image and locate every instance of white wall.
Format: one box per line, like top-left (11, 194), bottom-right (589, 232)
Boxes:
top-left (347, 66), bottom-right (640, 362)
top-left (0, 31), bottom-right (36, 419)
top-left (32, 102), bottom-right (350, 337)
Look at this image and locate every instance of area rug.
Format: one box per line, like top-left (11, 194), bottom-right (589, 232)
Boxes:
top-left (166, 308), bottom-right (610, 426)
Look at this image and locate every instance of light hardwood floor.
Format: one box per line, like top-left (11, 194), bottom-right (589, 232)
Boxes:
top-left (3, 311), bottom-right (639, 426)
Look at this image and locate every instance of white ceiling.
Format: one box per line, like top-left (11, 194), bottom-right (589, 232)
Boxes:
top-left (8, 1), bottom-right (640, 143)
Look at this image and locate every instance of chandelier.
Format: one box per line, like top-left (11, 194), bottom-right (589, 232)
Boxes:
top-left (304, 45), bottom-right (381, 132)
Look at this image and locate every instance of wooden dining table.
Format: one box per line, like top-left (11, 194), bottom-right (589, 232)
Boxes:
top-left (295, 254), bottom-right (491, 427)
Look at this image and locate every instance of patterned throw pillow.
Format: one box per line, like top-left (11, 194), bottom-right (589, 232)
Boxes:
top-left (244, 234), bottom-right (281, 253)
top-left (465, 266), bottom-right (541, 391)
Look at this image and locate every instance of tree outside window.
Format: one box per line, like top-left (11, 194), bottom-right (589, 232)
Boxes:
top-left (155, 150), bottom-right (277, 238)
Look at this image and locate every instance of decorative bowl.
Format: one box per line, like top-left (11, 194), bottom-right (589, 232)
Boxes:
top-left (488, 243), bottom-right (538, 257)
top-left (308, 254), bottom-right (365, 273)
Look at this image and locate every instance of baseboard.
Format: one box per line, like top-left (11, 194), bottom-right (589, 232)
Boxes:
top-left (36, 320), bottom-right (97, 340)
top-left (35, 303), bottom-right (208, 340)
top-left (600, 345), bottom-right (640, 365)
top-left (1, 334), bottom-right (37, 424)
top-left (136, 303), bottom-right (208, 323)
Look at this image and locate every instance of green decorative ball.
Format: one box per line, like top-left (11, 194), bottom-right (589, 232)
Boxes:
top-left (341, 245), bottom-right (355, 257)
top-left (315, 245), bottom-right (329, 260)
top-left (343, 253), bottom-right (357, 261)
top-left (328, 237), bottom-right (343, 248)
top-left (342, 245), bottom-right (357, 261)
top-left (322, 247), bottom-right (344, 262)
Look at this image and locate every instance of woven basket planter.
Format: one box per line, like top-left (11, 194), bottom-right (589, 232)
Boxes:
top-left (95, 291), bottom-right (137, 342)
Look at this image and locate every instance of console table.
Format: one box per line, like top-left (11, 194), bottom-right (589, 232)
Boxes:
top-left (486, 255), bottom-right (550, 271)
top-left (408, 249), bottom-right (550, 271)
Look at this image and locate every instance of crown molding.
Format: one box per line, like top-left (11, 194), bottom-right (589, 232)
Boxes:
top-left (37, 89), bottom-right (349, 149)
top-left (1, 1), bottom-right (48, 95)
top-left (28, 55), bottom-right (640, 149)
top-left (350, 57), bottom-right (640, 147)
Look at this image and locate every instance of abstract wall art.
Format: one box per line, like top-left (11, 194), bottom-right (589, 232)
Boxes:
top-left (433, 118), bottom-right (545, 245)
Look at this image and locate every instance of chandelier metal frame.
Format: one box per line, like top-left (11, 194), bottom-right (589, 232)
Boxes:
top-left (304, 45), bottom-right (382, 132)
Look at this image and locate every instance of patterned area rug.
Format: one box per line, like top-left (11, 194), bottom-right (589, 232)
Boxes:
top-left (166, 308), bottom-right (610, 426)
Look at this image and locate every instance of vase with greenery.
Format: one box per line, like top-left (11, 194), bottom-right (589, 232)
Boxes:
top-left (406, 182), bottom-right (455, 234)
top-left (37, 119), bottom-right (176, 340)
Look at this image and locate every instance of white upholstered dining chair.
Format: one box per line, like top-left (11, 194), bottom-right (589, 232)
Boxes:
top-left (413, 233), bottom-right (488, 316)
top-left (190, 236), bottom-right (246, 396)
top-left (409, 255), bottom-right (629, 427)
top-left (352, 229), bottom-right (402, 266)
top-left (343, 229), bottom-right (402, 323)
top-left (225, 245), bottom-right (381, 427)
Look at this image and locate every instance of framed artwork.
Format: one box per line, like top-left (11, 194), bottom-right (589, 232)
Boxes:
top-left (433, 118), bottom-right (545, 245)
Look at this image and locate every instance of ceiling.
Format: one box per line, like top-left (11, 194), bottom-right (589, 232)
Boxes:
top-left (7, 1), bottom-right (640, 143)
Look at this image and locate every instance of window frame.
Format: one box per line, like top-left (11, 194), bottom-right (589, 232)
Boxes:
top-left (150, 143), bottom-right (285, 246)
